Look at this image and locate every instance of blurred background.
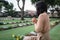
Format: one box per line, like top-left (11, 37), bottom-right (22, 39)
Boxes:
top-left (0, 0), bottom-right (60, 40)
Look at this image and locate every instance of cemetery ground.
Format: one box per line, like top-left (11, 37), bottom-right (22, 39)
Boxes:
top-left (0, 18), bottom-right (60, 40)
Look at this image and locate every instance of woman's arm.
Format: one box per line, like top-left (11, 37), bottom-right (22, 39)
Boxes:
top-left (32, 15), bottom-right (44, 33)
top-left (32, 17), bottom-right (37, 24)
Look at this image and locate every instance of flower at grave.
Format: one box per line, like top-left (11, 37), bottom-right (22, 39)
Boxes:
top-left (3, 27), bottom-right (8, 29)
top-left (9, 22), bottom-right (12, 24)
top-left (18, 24), bottom-right (23, 27)
top-left (16, 36), bottom-right (20, 40)
top-left (3, 23), bottom-right (7, 25)
top-left (12, 34), bottom-right (15, 38)
top-left (20, 35), bottom-right (24, 40)
top-left (27, 23), bottom-right (30, 25)
top-left (12, 34), bottom-right (20, 40)
top-left (23, 23), bottom-right (26, 26)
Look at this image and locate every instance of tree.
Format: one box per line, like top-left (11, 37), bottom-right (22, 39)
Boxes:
top-left (31, 0), bottom-right (60, 17)
top-left (0, 3), bottom-right (2, 12)
top-left (0, 0), bottom-right (5, 12)
top-left (0, 0), bottom-right (15, 17)
top-left (31, 0), bottom-right (44, 4)
top-left (31, 0), bottom-right (60, 6)
top-left (55, 7), bottom-right (60, 17)
top-left (16, 0), bottom-right (25, 20)
top-left (4, 3), bottom-right (15, 16)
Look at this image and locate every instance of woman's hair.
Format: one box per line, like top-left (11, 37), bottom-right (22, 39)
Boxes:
top-left (36, 1), bottom-right (47, 16)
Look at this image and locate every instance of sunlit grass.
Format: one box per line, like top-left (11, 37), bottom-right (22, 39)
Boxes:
top-left (50, 23), bottom-right (60, 40)
top-left (0, 25), bottom-right (34, 40)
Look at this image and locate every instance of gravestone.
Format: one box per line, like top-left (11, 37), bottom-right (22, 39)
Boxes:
top-left (7, 16), bottom-right (12, 20)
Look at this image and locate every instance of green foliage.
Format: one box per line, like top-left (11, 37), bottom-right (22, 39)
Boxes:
top-left (0, 25), bottom-right (34, 40)
top-left (0, 18), bottom-right (60, 40)
top-left (16, 0), bottom-right (25, 20)
top-left (0, 0), bottom-right (15, 16)
top-left (31, 0), bottom-right (40, 4)
top-left (0, 3), bottom-right (2, 12)
top-left (45, 0), bottom-right (60, 5)
top-left (4, 2), bottom-right (15, 16)
top-left (55, 0), bottom-right (60, 5)
top-left (31, 0), bottom-right (60, 6)
top-left (0, 0), bottom-right (5, 12)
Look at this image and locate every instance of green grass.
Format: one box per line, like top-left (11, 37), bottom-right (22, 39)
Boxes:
top-left (50, 23), bottom-right (60, 40)
top-left (0, 18), bottom-right (60, 40)
top-left (0, 23), bottom-right (60, 40)
top-left (0, 25), bottom-right (34, 40)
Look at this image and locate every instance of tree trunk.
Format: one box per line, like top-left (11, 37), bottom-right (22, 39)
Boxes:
top-left (21, 10), bottom-right (24, 20)
top-left (21, 0), bottom-right (25, 20)
top-left (17, 0), bottom-right (25, 20)
top-left (51, 12), bottom-right (54, 17)
top-left (0, 7), bottom-right (2, 12)
top-left (57, 11), bottom-right (60, 17)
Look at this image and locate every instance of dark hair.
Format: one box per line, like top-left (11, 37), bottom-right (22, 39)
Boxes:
top-left (36, 1), bottom-right (47, 16)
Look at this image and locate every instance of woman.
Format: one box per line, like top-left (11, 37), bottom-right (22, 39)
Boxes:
top-left (32, 1), bottom-right (50, 40)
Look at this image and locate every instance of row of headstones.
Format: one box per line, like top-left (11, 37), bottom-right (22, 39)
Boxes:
top-left (11, 20), bottom-right (60, 40)
top-left (0, 20), bottom-right (31, 25)
top-left (0, 20), bottom-right (60, 31)
top-left (50, 20), bottom-right (60, 28)
top-left (0, 16), bottom-right (21, 20)
top-left (0, 22), bottom-right (33, 31)
top-left (0, 17), bottom-right (31, 21)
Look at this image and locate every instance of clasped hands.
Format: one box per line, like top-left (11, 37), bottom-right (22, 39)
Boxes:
top-left (32, 17), bottom-right (37, 24)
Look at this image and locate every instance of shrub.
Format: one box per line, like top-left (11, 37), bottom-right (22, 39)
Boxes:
top-left (3, 23), bottom-right (7, 25)
top-left (0, 22), bottom-right (4, 25)
top-left (18, 24), bottom-right (23, 27)
top-left (8, 26), bottom-right (13, 29)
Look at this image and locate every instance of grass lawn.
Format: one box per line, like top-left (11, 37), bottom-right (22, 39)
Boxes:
top-left (0, 23), bottom-right (60, 40)
top-left (50, 23), bottom-right (60, 40)
top-left (0, 18), bottom-right (60, 40)
top-left (0, 25), bottom-right (34, 40)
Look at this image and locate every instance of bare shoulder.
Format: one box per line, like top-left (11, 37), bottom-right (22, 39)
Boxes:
top-left (43, 13), bottom-right (49, 17)
top-left (38, 13), bottom-right (49, 20)
top-left (38, 14), bottom-right (44, 21)
top-left (39, 14), bottom-right (44, 18)
top-left (38, 13), bottom-right (46, 19)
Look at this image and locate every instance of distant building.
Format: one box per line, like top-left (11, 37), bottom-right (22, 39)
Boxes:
top-left (47, 6), bottom-right (60, 17)
top-left (25, 10), bottom-right (36, 16)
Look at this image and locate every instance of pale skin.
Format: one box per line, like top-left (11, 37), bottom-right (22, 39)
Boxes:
top-left (32, 12), bottom-right (50, 40)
